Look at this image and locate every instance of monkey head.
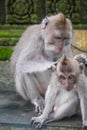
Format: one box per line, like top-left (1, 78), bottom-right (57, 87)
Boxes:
top-left (41, 13), bottom-right (73, 59)
top-left (57, 54), bottom-right (84, 91)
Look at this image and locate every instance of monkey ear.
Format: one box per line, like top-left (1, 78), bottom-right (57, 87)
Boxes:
top-left (79, 63), bottom-right (85, 73)
top-left (42, 17), bottom-right (49, 29)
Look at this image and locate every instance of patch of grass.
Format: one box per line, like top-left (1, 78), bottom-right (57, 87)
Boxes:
top-left (0, 25), bottom-right (27, 61)
top-left (0, 24), bottom-right (28, 30)
top-left (0, 30), bottom-right (24, 37)
top-left (0, 25), bottom-right (27, 38)
top-left (0, 37), bottom-right (18, 46)
top-left (0, 47), bottom-right (13, 60)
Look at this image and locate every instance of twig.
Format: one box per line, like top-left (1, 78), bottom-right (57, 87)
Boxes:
top-left (72, 44), bottom-right (87, 53)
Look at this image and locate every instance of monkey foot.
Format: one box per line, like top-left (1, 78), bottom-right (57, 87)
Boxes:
top-left (30, 116), bottom-right (44, 128)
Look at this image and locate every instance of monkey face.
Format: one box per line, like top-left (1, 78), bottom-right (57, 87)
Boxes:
top-left (44, 29), bottom-right (72, 56)
top-left (57, 54), bottom-right (83, 91)
top-left (41, 13), bottom-right (73, 58)
top-left (58, 72), bottom-right (77, 91)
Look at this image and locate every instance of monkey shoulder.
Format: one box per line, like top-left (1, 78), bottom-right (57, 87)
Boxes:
top-left (24, 24), bottom-right (41, 34)
top-left (19, 24), bottom-right (42, 43)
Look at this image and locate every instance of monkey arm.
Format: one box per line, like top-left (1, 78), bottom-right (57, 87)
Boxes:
top-left (22, 60), bottom-right (56, 73)
top-left (79, 97), bottom-right (87, 128)
top-left (42, 75), bottom-right (59, 119)
top-left (76, 74), bottom-right (87, 127)
top-left (31, 72), bottom-right (60, 128)
top-left (16, 47), bottom-right (56, 73)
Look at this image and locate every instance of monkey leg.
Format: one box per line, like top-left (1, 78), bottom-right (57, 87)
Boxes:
top-left (45, 95), bottom-right (79, 124)
top-left (15, 71), bottom-right (45, 114)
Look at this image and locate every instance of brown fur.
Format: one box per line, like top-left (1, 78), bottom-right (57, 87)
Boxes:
top-left (59, 54), bottom-right (73, 73)
top-left (49, 13), bottom-right (68, 29)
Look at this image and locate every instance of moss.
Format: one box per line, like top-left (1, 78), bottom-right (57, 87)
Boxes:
top-left (56, 0), bottom-right (68, 13)
top-left (30, 14), bottom-right (39, 24)
top-left (0, 47), bottom-right (13, 60)
top-left (33, 0), bottom-right (45, 22)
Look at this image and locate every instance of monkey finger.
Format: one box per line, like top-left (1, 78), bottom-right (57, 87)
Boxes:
top-left (74, 54), bottom-right (87, 64)
top-left (30, 117), bottom-right (35, 125)
top-left (35, 105), bottom-right (39, 113)
top-left (35, 104), bottom-right (44, 115)
top-left (37, 100), bottom-right (45, 114)
top-left (74, 54), bottom-right (86, 59)
top-left (77, 58), bottom-right (85, 63)
top-left (38, 108), bottom-right (43, 115)
top-left (35, 122), bottom-right (42, 128)
top-left (30, 118), bottom-right (37, 127)
top-left (30, 118), bottom-right (42, 128)
top-left (39, 102), bottom-right (45, 111)
top-left (32, 121), bottom-right (41, 128)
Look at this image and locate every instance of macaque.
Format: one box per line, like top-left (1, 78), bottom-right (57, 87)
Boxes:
top-left (10, 13), bottom-right (74, 113)
top-left (31, 55), bottom-right (87, 129)
top-left (10, 12), bottom-right (85, 115)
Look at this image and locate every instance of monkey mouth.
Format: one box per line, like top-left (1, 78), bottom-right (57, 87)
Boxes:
top-left (52, 49), bottom-right (63, 56)
top-left (66, 87), bottom-right (72, 91)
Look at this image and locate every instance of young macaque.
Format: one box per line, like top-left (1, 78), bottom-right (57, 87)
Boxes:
top-left (31, 54), bottom-right (87, 129)
top-left (10, 12), bottom-right (86, 115)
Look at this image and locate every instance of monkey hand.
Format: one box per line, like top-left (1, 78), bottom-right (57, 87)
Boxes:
top-left (34, 97), bottom-right (45, 115)
top-left (48, 64), bottom-right (56, 71)
top-left (31, 115), bottom-right (45, 128)
top-left (48, 60), bottom-right (59, 71)
top-left (74, 54), bottom-right (87, 64)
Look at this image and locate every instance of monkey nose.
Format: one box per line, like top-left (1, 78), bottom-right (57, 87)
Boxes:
top-left (66, 85), bottom-right (73, 91)
top-left (56, 46), bottom-right (63, 53)
top-left (65, 84), bottom-right (70, 90)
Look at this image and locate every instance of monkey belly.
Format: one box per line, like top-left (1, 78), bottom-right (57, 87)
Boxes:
top-left (55, 89), bottom-right (78, 107)
top-left (34, 70), bottom-right (52, 95)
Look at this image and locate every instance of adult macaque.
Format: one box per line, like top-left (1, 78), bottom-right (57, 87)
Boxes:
top-left (10, 12), bottom-right (85, 114)
top-left (11, 13), bottom-right (74, 113)
top-left (31, 55), bottom-right (87, 128)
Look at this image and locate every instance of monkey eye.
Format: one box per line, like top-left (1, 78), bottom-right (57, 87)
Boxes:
top-left (68, 75), bottom-right (74, 81)
top-left (55, 37), bottom-right (70, 41)
top-left (63, 37), bottom-right (69, 40)
top-left (55, 37), bottom-right (62, 39)
top-left (59, 75), bottom-right (65, 80)
top-left (48, 42), bottom-right (54, 45)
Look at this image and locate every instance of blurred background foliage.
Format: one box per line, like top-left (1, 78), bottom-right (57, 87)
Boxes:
top-left (0, 0), bottom-right (87, 60)
top-left (0, 0), bottom-right (87, 24)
